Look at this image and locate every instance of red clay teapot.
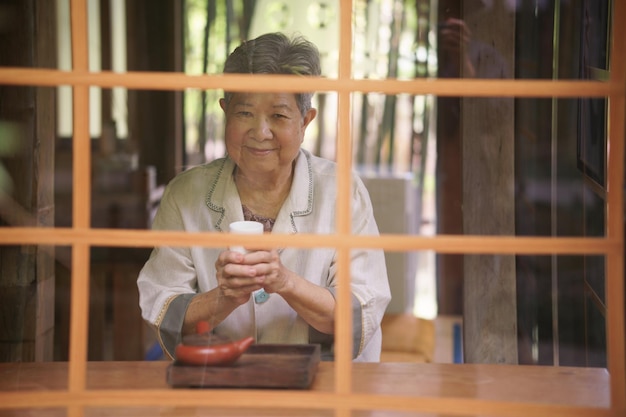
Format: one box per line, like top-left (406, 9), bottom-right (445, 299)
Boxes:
top-left (175, 321), bottom-right (254, 366)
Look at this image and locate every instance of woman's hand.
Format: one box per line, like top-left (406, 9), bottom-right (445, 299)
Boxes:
top-left (215, 250), bottom-right (266, 305)
top-left (239, 248), bottom-right (335, 335)
top-left (242, 249), bottom-right (292, 295)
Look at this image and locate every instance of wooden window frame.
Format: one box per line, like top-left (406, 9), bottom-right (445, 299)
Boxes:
top-left (0, 1), bottom-right (624, 416)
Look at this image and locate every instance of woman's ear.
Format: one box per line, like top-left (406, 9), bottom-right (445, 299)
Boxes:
top-left (302, 108), bottom-right (317, 129)
top-left (219, 98), bottom-right (227, 112)
top-left (299, 108), bottom-right (317, 144)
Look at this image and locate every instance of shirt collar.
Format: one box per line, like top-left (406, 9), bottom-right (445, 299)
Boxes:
top-left (205, 149), bottom-right (314, 233)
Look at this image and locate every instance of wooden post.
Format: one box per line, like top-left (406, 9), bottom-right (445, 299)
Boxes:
top-left (126, 0), bottom-right (183, 183)
top-left (461, 2), bottom-right (518, 364)
top-left (0, 0), bottom-right (56, 362)
top-left (436, 0), bottom-right (465, 317)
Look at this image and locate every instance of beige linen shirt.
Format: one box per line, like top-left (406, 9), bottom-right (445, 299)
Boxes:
top-left (137, 149), bottom-right (391, 362)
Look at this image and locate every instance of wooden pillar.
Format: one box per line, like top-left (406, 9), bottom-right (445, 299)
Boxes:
top-left (0, 0), bottom-right (57, 362)
top-left (436, 0), bottom-right (465, 317)
top-left (126, 0), bottom-right (184, 184)
top-left (461, 2), bottom-right (518, 364)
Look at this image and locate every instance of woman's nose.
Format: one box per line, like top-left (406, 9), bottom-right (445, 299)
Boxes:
top-left (250, 117), bottom-right (272, 140)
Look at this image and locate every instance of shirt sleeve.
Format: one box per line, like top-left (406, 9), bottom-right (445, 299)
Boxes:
top-left (311, 287), bottom-right (363, 360)
top-left (355, 190), bottom-right (391, 359)
top-left (326, 175), bottom-right (392, 361)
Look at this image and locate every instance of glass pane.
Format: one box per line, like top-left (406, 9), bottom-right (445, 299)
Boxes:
top-left (180, 0), bottom-right (612, 81)
top-left (90, 163), bottom-right (156, 230)
top-left (381, 252), bottom-right (608, 367)
top-left (352, 0), bottom-right (611, 81)
top-left (184, 1), bottom-right (340, 77)
top-left (87, 247), bottom-right (151, 361)
top-left (585, 289), bottom-right (607, 368)
top-left (0, 243), bottom-right (70, 393)
top-left (85, 87), bottom-right (176, 229)
top-left (0, 2), bottom-right (56, 69)
top-left (0, 245), bottom-right (66, 364)
top-left (0, 0), bottom-right (616, 78)
top-left (350, 94), bottom-right (607, 238)
top-left (0, 86), bottom-right (56, 228)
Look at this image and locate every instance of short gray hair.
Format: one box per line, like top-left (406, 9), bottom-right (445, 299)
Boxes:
top-left (223, 32), bottom-right (321, 117)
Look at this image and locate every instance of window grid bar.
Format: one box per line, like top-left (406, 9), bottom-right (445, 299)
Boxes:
top-left (0, 68), bottom-right (622, 97)
top-left (67, 0), bottom-right (90, 411)
top-left (334, 0), bottom-right (356, 398)
top-left (0, 228), bottom-right (619, 255)
top-left (606, 0), bottom-right (626, 410)
top-left (606, 76), bottom-right (626, 414)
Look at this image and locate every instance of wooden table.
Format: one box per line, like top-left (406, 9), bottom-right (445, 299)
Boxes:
top-left (0, 361), bottom-right (611, 416)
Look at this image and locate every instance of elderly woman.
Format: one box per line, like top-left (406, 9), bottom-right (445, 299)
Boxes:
top-left (137, 32), bottom-right (391, 362)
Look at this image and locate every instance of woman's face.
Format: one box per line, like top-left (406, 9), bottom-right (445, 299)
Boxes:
top-left (220, 93), bottom-right (316, 179)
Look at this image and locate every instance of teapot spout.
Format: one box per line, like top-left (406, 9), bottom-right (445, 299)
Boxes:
top-left (235, 336), bottom-right (255, 354)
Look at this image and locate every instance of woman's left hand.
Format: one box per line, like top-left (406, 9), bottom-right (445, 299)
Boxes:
top-left (242, 248), bottom-right (335, 335)
top-left (243, 249), bottom-right (293, 295)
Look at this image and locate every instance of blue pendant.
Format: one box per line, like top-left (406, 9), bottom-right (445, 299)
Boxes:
top-left (254, 289), bottom-right (270, 304)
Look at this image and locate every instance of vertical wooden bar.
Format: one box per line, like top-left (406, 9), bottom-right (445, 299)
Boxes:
top-left (334, 0), bottom-right (354, 410)
top-left (606, 0), bottom-right (626, 410)
top-left (68, 1), bottom-right (91, 416)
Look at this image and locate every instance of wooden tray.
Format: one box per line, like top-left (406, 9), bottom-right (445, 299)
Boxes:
top-left (167, 343), bottom-right (321, 389)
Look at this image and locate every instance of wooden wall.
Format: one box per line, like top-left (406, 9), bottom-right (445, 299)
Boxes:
top-left (0, 0), bottom-right (57, 361)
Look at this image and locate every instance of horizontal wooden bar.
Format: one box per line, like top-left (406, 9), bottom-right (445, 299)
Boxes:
top-left (0, 68), bottom-right (621, 97)
top-left (0, 227), bottom-right (618, 255)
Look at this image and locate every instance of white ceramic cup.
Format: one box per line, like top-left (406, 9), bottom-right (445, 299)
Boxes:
top-left (229, 221), bottom-right (264, 254)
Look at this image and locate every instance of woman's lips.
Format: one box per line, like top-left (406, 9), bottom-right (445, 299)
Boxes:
top-left (246, 147), bottom-right (273, 156)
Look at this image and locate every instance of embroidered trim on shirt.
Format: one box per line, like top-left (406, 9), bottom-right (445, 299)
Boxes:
top-left (154, 294), bottom-right (180, 360)
top-left (205, 157), bottom-right (228, 230)
top-left (352, 291), bottom-right (367, 357)
top-left (155, 294), bottom-right (179, 328)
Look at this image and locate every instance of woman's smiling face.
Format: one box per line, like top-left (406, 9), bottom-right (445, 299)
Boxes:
top-left (221, 92), bottom-right (316, 178)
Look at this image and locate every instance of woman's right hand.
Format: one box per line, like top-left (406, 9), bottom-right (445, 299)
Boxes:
top-left (215, 249), bottom-right (265, 305)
